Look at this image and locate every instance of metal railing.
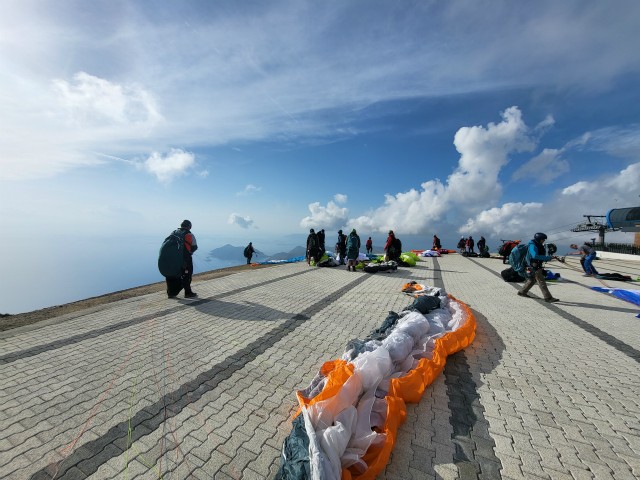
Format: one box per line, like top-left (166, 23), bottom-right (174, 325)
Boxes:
top-left (595, 242), bottom-right (640, 256)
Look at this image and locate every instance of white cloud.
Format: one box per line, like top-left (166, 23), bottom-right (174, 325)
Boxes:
top-left (562, 181), bottom-right (590, 195)
top-left (143, 148), bottom-right (195, 183)
top-left (349, 106), bottom-right (539, 234)
top-left (459, 202), bottom-right (544, 238)
top-left (334, 193), bottom-right (348, 204)
top-left (237, 184), bottom-right (262, 196)
top-left (300, 198), bottom-right (349, 230)
top-left (53, 72), bottom-right (161, 126)
top-left (512, 148), bottom-right (570, 184)
top-left (228, 213), bottom-right (255, 229)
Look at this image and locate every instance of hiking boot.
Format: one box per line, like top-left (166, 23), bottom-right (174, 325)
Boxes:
top-left (517, 291), bottom-right (530, 297)
top-left (545, 297), bottom-right (560, 303)
top-left (185, 292), bottom-right (198, 298)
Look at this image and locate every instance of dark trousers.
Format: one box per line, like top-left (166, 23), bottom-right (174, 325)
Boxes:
top-left (246, 255), bottom-right (252, 264)
top-left (166, 256), bottom-right (193, 297)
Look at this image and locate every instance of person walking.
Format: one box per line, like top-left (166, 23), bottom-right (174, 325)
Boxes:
top-left (346, 229), bottom-right (361, 271)
top-left (477, 236), bottom-right (487, 255)
top-left (518, 232), bottom-right (559, 303)
top-left (366, 237), bottom-right (373, 254)
top-left (306, 229), bottom-right (320, 266)
top-left (569, 243), bottom-right (599, 276)
top-left (244, 242), bottom-right (255, 264)
top-left (166, 220), bottom-right (198, 299)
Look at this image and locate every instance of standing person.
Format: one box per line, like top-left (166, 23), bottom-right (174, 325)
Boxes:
top-left (518, 232), bottom-right (559, 303)
top-left (384, 230), bottom-right (401, 262)
top-left (317, 229), bottom-right (326, 254)
top-left (306, 229), bottom-right (320, 266)
top-left (457, 237), bottom-right (466, 254)
top-left (346, 229), bottom-right (361, 271)
top-left (477, 236), bottom-right (486, 254)
top-left (569, 243), bottom-right (599, 276)
top-left (244, 242), bottom-right (255, 264)
top-left (337, 229), bottom-right (347, 265)
top-left (366, 237), bottom-right (373, 254)
top-left (466, 236), bottom-right (475, 253)
top-left (432, 235), bottom-right (442, 251)
top-left (165, 220), bottom-right (198, 299)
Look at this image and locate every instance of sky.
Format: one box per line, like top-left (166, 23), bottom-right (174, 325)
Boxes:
top-left (1, 0), bottom-right (640, 313)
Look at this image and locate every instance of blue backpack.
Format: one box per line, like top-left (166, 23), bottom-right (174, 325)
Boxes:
top-left (508, 243), bottom-right (530, 276)
top-left (158, 229), bottom-right (187, 277)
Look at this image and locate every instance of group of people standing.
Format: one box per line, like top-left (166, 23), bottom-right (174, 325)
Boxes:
top-left (306, 228), bottom-right (393, 271)
top-left (456, 235), bottom-right (486, 254)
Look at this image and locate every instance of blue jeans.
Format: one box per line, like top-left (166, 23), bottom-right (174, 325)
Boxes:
top-left (583, 253), bottom-right (598, 275)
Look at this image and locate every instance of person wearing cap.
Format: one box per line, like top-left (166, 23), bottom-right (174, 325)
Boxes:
top-left (346, 229), bottom-right (361, 271)
top-left (306, 228), bottom-right (320, 266)
top-left (337, 229), bottom-right (347, 264)
top-left (167, 220), bottom-right (198, 298)
top-left (518, 232), bottom-right (559, 303)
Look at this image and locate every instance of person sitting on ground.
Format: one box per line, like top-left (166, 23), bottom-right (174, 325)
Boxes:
top-left (569, 243), bottom-right (599, 276)
top-left (518, 232), bottom-right (559, 303)
top-left (346, 229), bottom-right (361, 271)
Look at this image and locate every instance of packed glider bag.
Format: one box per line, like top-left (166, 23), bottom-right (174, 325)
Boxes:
top-left (158, 229), bottom-right (186, 277)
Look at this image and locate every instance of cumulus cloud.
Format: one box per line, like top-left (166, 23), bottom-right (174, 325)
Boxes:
top-left (465, 161), bottom-right (640, 243)
top-left (562, 181), bottom-right (590, 195)
top-left (143, 148), bottom-right (195, 183)
top-left (53, 72), bottom-right (161, 126)
top-left (350, 107), bottom-right (540, 234)
top-left (237, 184), bottom-right (262, 196)
top-left (228, 213), bottom-right (255, 229)
top-left (300, 197), bottom-right (349, 230)
top-left (459, 202), bottom-right (544, 238)
top-left (334, 193), bottom-right (348, 204)
top-left (512, 148), bottom-right (570, 184)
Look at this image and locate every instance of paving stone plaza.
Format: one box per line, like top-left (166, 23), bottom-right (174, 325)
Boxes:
top-left (1, 254), bottom-right (639, 479)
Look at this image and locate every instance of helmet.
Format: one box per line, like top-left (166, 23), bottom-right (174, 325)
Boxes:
top-left (338, 229), bottom-right (342, 234)
top-left (181, 220), bottom-right (192, 229)
top-left (310, 228), bottom-right (315, 233)
top-left (534, 232), bottom-right (547, 242)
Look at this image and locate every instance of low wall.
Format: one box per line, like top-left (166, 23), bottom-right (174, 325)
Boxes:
top-left (596, 251), bottom-right (640, 262)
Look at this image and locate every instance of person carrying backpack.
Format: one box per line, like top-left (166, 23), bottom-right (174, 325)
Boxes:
top-left (306, 229), bottom-right (320, 266)
top-left (466, 236), bottom-right (475, 253)
top-left (366, 237), bottom-right (373, 254)
top-left (457, 237), bottom-right (466, 254)
top-left (162, 220), bottom-right (198, 299)
top-left (337, 230), bottom-right (347, 264)
top-left (517, 232), bottom-right (559, 303)
top-left (346, 229), bottom-right (361, 271)
top-left (317, 229), bottom-right (325, 254)
top-left (244, 242), bottom-right (255, 264)
top-left (384, 230), bottom-right (401, 262)
top-left (432, 234), bottom-right (442, 251)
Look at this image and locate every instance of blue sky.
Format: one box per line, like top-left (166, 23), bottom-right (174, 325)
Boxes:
top-left (1, 0), bottom-right (640, 312)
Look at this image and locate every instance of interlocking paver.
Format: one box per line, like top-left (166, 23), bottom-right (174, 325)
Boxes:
top-left (0, 255), bottom-right (639, 479)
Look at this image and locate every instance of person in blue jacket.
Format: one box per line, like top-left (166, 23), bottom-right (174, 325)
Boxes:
top-left (517, 232), bottom-right (559, 303)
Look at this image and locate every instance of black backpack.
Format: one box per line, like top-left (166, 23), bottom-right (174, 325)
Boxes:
top-left (393, 237), bottom-right (402, 253)
top-left (244, 246), bottom-right (251, 258)
top-left (158, 229), bottom-right (187, 277)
